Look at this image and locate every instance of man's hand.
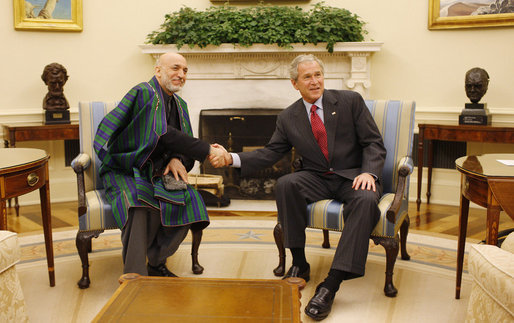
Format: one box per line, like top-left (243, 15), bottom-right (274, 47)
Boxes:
top-left (352, 173), bottom-right (376, 192)
top-left (163, 158), bottom-right (188, 183)
top-left (209, 143), bottom-right (232, 168)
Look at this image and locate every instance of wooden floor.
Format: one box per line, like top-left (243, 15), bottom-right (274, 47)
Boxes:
top-left (5, 200), bottom-right (513, 241)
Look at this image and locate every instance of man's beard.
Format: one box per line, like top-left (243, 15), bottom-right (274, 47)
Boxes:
top-left (162, 73), bottom-right (183, 93)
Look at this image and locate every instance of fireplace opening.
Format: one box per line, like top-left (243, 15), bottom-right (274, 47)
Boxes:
top-left (199, 108), bottom-right (295, 200)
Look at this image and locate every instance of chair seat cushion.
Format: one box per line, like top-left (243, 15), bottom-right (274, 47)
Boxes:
top-left (307, 194), bottom-right (409, 238)
top-left (78, 189), bottom-right (118, 231)
top-left (0, 231), bottom-right (20, 274)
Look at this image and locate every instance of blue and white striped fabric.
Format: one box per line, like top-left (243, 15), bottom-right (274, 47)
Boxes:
top-left (73, 101), bottom-right (119, 231)
top-left (307, 100), bottom-right (416, 238)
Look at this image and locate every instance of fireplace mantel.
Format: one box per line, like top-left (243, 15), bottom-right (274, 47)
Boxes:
top-left (140, 42), bottom-right (383, 97)
top-left (140, 42), bottom-right (383, 54)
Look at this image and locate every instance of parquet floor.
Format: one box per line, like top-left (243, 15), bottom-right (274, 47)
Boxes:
top-left (5, 200), bottom-right (513, 241)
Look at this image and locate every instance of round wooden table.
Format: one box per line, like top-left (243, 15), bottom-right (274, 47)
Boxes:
top-left (455, 153), bottom-right (514, 299)
top-left (0, 148), bottom-right (54, 286)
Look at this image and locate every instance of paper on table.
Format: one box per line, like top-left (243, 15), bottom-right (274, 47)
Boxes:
top-left (497, 159), bottom-right (514, 166)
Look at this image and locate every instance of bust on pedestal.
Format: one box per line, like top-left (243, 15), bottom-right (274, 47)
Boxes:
top-left (41, 63), bottom-right (71, 124)
top-left (459, 67), bottom-right (491, 125)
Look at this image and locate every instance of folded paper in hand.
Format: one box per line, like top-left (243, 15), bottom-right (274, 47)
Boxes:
top-left (162, 174), bottom-right (188, 191)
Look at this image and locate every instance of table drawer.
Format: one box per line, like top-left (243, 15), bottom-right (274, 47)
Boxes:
top-left (3, 164), bottom-right (46, 198)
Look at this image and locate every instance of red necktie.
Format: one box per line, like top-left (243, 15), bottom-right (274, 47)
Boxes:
top-left (310, 105), bottom-right (328, 160)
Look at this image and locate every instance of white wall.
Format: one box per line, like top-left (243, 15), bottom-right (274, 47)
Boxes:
top-left (341, 1), bottom-right (514, 109)
top-left (1, 0), bottom-right (513, 205)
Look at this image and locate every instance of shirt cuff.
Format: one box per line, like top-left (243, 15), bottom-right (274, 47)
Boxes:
top-left (230, 153), bottom-right (241, 168)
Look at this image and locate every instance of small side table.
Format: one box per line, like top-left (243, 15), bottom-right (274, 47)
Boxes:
top-left (2, 122), bottom-right (79, 148)
top-left (417, 123), bottom-right (514, 211)
top-left (2, 122), bottom-right (78, 216)
top-left (454, 153), bottom-right (514, 299)
top-left (0, 148), bottom-right (55, 287)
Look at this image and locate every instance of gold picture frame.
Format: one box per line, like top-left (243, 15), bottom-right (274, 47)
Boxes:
top-left (429, 0), bottom-right (514, 30)
top-left (14, 0), bottom-right (83, 32)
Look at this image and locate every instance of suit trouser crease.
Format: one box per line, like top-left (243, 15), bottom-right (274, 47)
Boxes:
top-left (121, 207), bottom-right (190, 275)
top-left (275, 171), bottom-right (380, 276)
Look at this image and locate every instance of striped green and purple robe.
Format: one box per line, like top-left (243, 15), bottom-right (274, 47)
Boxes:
top-left (93, 76), bottom-right (209, 229)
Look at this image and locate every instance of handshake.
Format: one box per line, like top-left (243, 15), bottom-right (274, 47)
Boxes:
top-left (208, 143), bottom-right (232, 168)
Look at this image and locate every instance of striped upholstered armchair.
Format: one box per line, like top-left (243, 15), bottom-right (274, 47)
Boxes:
top-left (272, 100), bottom-right (416, 297)
top-left (71, 101), bottom-right (204, 289)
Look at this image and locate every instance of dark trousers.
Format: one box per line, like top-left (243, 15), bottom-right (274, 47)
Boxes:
top-left (275, 171), bottom-right (381, 277)
top-left (121, 207), bottom-right (190, 275)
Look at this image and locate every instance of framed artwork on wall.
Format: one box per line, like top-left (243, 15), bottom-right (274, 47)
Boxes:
top-left (13, 0), bottom-right (83, 31)
top-left (429, 0), bottom-right (514, 29)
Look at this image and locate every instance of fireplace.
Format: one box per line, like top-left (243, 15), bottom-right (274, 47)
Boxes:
top-left (199, 108), bottom-right (295, 200)
top-left (141, 42), bottom-right (383, 199)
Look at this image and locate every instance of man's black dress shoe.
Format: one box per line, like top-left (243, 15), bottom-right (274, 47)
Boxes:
top-left (282, 264), bottom-right (310, 282)
top-left (147, 263), bottom-right (177, 277)
top-left (304, 285), bottom-right (336, 321)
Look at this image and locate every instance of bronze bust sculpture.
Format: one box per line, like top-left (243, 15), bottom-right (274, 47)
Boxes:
top-left (465, 67), bottom-right (489, 104)
top-left (41, 63), bottom-right (70, 111)
top-left (459, 67), bottom-right (491, 125)
top-left (41, 63), bottom-right (71, 124)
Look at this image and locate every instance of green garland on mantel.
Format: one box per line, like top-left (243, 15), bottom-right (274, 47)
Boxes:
top-left (146, 3), bottom-right (367, 53)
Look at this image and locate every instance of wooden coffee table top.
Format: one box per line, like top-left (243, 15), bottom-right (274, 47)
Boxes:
top-left (93, 274), bottom-right (304, 322)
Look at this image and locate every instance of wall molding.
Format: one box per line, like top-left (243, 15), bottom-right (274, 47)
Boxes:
top-left (414, 106), bottom-right (514, 129)
top-left (0, 108), bottom-right (78, 124)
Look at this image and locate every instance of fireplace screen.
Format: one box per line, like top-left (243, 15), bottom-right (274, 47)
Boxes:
top-left (199, 108), bottom-right (294, 200)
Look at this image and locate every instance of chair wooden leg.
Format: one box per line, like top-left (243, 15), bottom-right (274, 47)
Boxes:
top-left (273, 223), bottom-right (286, 276)
top-left (191, 228), bottom-right (204, 275)
top-left (373, 236), bottom-right (399, 297)
top-left (76, 230), bottom-right (102, 289)
top-left (400, 215), bottom-right (411, 260)
top-left (322, 229), bottom-right (330, 248)
top-left (87, 237), bottom-right (92, 253)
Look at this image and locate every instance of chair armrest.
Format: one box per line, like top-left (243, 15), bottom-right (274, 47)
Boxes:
top-left (397, 156), bottom-right (414, 177)
top-left (71, 153), bottom-right (91, 173)
top-left (71, 153), bottom-right (91, 216)
top-left (501, 231), bottom-right (514, 253)
top-left (386, 157), bottom-right (413, 223)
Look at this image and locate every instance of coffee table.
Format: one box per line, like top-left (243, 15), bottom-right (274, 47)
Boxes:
top-left (93, 274), bottom-right (305, 322)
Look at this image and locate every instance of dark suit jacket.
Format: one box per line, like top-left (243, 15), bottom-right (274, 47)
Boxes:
top-left (238, 90), bottom-right (386, 181)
